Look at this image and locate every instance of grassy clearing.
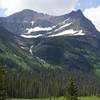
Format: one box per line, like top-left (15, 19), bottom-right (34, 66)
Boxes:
top-left (79, 96), bottom-right (100, 100)
top-left (7, 96), bottom-right (100, 100)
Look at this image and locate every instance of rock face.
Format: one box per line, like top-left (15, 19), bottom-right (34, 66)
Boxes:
top-left (0, 9), bottom-right (100, 77)
top-left (0, 9), bottom-right (99, 38)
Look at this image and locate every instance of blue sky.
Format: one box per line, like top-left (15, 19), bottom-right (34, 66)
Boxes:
top-left (76, 0), bottom-right (100, 10)
top-left (0, 0), bottom-right (100, 31)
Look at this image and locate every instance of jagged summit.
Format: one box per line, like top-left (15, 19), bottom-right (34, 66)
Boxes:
top-left (0, 9), bottom-right (99, 37)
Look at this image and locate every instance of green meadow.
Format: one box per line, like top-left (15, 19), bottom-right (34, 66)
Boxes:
top-left (7, 96), bottom-right (100, 100)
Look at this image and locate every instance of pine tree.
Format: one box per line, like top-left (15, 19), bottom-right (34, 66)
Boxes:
top-left (0, 67), bottom-right (6, 100)
top-left (66, 79), bottom-right (78, 100)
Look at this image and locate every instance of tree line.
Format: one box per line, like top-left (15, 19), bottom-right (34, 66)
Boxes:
top-left (0, 66), bottom-right (100, 100)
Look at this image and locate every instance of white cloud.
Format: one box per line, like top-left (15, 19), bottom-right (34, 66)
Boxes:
top-left (0, 6), bottom-right (6, 16)
top-left (84, 6), bottom-right (100, 32)
top-left (0, 0), bottom-right (78, 16)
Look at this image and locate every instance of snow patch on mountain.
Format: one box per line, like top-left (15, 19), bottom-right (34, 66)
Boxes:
top-left (21, 34), bottom-right (42, 38)
top-left (21, 29), bottom-right (85, 38)
top-left (49, 30), bottom-right (85, 37)
top-left (25, 27), bottom-right (53, 34)
top-left (31, 21), bottom-right (35, 25)
top-left (61, 18), bottom-right (70, 25)
top-left (29, 45), bottom-right (33, 54)
top-left (75, 30), bottom-right (86, 36)
top-left (60, 23), bottom-right (72, 29)
top-left (20, 46), bottom-right (27, 50)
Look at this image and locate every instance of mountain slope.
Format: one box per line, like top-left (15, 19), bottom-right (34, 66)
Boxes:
top-left (1, 9), bottom-right (99, 38)
top-left (0, 9), bottom-right (100, 97)
top-left (0, 9), bottom-right (100, 75)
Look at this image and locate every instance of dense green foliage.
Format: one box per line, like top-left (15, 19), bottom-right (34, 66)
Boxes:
top-left (66, 79), bottom-right (78, 100)
top-left (3, 70), bottom-right (100, 99)
top-left (0, 67), bottom-right (6, 100)
top-left (0, 28), bottom-right (100, 99)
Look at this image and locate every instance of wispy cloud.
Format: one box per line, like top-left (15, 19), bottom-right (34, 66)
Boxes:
top-left (0, 0), bottom-right (78, 16)
top-left (84, 6), bottom-right (100, 31)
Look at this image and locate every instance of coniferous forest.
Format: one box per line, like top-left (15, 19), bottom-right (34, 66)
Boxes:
top-left (0, 2), bottom-right (100, 100)
top-left (0, 66), bottom-right (100, 99)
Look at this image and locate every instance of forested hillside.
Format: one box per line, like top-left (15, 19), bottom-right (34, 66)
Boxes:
top-left (0, 9), bottom-right (100, 99)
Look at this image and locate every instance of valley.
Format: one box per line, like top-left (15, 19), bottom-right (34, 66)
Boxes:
top-left (0, 9), bottom-right (100, 100)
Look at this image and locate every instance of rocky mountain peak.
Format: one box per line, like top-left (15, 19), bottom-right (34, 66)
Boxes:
top-left (0, 9), bottom-right (99, 37)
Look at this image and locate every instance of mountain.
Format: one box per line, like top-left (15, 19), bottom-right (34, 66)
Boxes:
top-left (0, 9), bottom-right (100, 75)
top-left (0, 9), bottom-right (100, 97)
top-left (0, 9), bottom-right (100, 72)
top-left (1, 9), bottom-right (99, 38)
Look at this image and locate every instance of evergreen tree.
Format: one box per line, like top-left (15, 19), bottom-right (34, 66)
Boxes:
top-left (66, 79), bottom-right (78, 100)
top-left (0, 67), bottom-right (6, 100)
